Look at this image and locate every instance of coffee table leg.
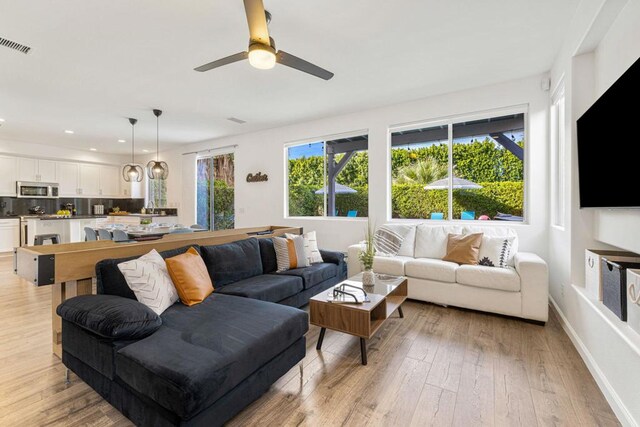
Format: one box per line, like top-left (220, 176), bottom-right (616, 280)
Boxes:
top-left (360, 338), bottom-right (368, 365)
top-left (316, 327), bottom-right (326, 350)
top-left (398, 305), bottom-right (404, 318)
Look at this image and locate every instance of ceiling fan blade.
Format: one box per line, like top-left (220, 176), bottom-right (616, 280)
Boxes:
top-left (194, 51), bottom-right (249, 72)
top-left (243, 0), bottom-right (270, 45)
top-left (276, 51), bottom-right (334, 80)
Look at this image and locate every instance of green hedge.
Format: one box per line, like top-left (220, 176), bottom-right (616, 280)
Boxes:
top-left (288, 185), bottom-right (368, 217)
top-left (196, 180), bottom-right (235, 229)
top-left (391, 181), bottom-right (523, 219)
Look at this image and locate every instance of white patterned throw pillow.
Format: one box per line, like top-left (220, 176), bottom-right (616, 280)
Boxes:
top-left (273, 236), bottom-right (310, 272)
top-left (285, 231), bottom-right (324, 264)
top-left (374, 225), bottom-right (411, 256)
top-left (118, 249), bottom-right (179, 315)
top-left (477, 235), bottom-right (515, 268)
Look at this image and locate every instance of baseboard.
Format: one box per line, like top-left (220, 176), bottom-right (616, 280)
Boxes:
top-left (549, 295), bottom-right (637, 427)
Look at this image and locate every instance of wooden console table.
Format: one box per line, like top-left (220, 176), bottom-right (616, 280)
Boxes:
top-left (14, 225), bottom-right (301, 357)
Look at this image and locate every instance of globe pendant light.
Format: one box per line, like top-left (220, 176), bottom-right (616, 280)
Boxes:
top-left (122, 118), bottom-right (144, 182)
top-left (146, 108), bottom-right (169, 180)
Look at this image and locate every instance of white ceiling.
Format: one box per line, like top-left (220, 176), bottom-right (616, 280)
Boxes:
top-left (0, 0), bottom-right (579, 155)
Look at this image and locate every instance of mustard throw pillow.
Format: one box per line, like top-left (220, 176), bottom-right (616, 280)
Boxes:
top-left (165, 247), bottom-right (213, 306)
top-left (442, 233), bottom-right (483, 265)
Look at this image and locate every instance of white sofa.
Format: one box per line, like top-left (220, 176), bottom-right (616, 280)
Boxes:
top-left (347, 224), bottom-right (549, 322)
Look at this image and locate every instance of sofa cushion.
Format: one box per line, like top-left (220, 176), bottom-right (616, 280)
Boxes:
top-left (464, 226), bottom-right (518, 266)
top-left (372, 255), bottom-right (413, 276)
top-left (57, 295), bottom-right (162, 340)
top-left (397, 225), bottom-right (417, 257)
top-left (216, 274), bottom-right (303, 302)
top-left (404, 258), bottom-right (458, 282)
top-left (166, 247), bottom-right (214, 306)
top-left (278, 263), bottom-right (338, 290)
top-left (96, 245), bottom-right (201, 300)
top-left (414, 225), bottom-right (463, 259)
top-left (258, 238), bottom-right (278, 273)
top-left (456, 265), bottom-right (521, 292)
top-left (201, 238), bottom-right (263, 286)
top-left (374, 224), bottom-right (411, 256)
top-left (442, 233), bottom-right (483, 265)
top-left (115, 293), bottom-right (308, 420)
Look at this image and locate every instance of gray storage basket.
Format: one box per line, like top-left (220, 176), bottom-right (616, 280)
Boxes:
top-left (601, 258), bottom-right (640, 321)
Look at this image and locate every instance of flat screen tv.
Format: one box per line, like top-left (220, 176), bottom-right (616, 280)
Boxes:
top-left (577, 55), bottom-right (640, 208)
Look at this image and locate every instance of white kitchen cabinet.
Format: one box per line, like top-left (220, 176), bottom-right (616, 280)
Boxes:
top-left (0, 219), bottom-right (19, 252)
top-left (38, 160), bottom-right (57, 182)
top-left (79, 164), bottom-right (100, 196)
top-left (99, 165), bottom-right (120, 197)
top-left (153, 216), bottom-right (179, 225)
top-left (120, 171), bottom-right (144, 198)
top-left (57, 162), bottom-right (80, 196)
top-left (17, 158), bottom-right (57, 182)
top-left (0, 156), bottom-right (18, 196)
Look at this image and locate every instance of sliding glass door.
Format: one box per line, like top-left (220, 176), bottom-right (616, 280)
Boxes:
top-left (196, 153), bottom-right (235, 230)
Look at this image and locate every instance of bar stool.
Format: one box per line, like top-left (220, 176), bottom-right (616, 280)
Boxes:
top-left (34, 234), bottom-right (61, 245)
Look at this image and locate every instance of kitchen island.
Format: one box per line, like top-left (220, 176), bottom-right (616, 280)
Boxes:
top-left (21, 214), bottom-right (179, 246)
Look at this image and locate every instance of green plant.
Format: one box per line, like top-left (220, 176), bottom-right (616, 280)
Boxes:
top-left (358, 220), bottom-right (376, 270)
top-left (393, 157), bottom-right (449, 185)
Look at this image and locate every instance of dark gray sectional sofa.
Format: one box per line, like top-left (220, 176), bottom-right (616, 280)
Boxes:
top-left (56, 237), bottom-right (347, 427)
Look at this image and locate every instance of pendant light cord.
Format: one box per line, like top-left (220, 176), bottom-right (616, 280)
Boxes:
top-left (156, 114), bottom-right (159, 160)
top-left (131, 123), bottom-right (135, 162)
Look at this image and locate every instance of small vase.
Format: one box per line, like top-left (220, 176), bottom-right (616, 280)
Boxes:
top-left (362, 269), bottom-right (375, 286)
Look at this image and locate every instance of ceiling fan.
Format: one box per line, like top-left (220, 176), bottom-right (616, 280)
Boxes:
top-left (194, 0), bottom-right (334, 80)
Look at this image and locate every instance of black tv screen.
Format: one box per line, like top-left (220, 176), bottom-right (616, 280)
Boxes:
top-left (577, 55), bottom-right (640, 208)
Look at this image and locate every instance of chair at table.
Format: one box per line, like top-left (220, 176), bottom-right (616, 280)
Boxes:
top-left (190, 224), bottom-right (206, 230)
top-left (112, 229), bottom-right (131, 242)
top-left (170, 228), bottom-right (194, 234)
top-left (97, 229), bottom-right (112, 240)
top-left (84, 227), bottom-right (98, 241)
top-left (347, 210), bottom-right (357, 217)
top-left (430, 212), bottom-right (444, 220)
top-left (461, 211), bottom-right (475, 220)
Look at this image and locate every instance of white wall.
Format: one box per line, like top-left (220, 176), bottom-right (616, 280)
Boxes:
top-left (161, 75), bottom-right (550, 253)
top-left (548, 1), bottom-right (640, 425)
top-left (0, 138), bottom-right (127, 165)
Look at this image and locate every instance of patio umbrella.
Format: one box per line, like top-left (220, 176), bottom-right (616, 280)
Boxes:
top-left (424, 176), bottom-right (483, 190)
top-left (314, 183), bottom-right (358, 194)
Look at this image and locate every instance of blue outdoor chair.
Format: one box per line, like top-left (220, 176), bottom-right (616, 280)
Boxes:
top-left (431, 212), bottom-right (444, 220)
top-left (347, 210), bottom-right (357, 217)
top-left (461, 211), bottom-right (475, 220)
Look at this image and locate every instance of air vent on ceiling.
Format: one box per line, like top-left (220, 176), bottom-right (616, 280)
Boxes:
top-left (227, 117), bottom-right (246, 124)
top-left (0, 37), bottom-right (31, 54)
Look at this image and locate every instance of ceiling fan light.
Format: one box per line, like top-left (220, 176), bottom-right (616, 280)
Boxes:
top-left (248, 44), bottom-right (276, 70)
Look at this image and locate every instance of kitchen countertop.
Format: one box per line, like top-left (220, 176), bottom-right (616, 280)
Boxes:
top-left (25, 215), bottom-right (109, 220)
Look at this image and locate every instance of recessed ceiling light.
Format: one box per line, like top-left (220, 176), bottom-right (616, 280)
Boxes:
top-left (64, 130), bottom-right (74, 134)
top-left (118, 139), bottom-right (126, 143)
top-left (142, 149), bottom-right (149, 153)
top-left (89, 148), bottom-right (97, 151)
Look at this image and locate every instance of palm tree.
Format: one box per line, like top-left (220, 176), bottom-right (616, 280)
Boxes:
top-left (394, 157), bottom-right (449, 185)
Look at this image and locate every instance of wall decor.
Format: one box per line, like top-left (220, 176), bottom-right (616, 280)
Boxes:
top-left (246, 172), bottom-right (268, 183)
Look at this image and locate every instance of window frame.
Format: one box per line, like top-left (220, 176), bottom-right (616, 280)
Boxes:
top-left (284, 129), bottom-right (369, 220)
top-left (387, 105), bottom-right (529, 224)
top-left (550, 80), bottom-right (566, 229)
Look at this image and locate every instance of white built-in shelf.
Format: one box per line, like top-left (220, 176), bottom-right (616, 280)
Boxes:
top-left (574, 284), bottom-right (640, 357)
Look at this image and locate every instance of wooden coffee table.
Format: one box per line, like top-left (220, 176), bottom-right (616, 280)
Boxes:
top-left (309, 273), bottom-right (407, 365)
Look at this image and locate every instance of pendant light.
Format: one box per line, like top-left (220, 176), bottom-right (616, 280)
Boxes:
top-left (122, 118), bottom-right (144, 182)
top-left (146, 108), bottom-right (169, 180)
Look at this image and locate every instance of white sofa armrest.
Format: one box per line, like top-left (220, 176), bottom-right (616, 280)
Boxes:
top-left (514, 252), bottom-right (549, 322)
top-left (347, 243), bottom-right (365, 277)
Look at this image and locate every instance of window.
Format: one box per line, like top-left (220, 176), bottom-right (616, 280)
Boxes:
top-left (148, 178), bottom-right (167, 208)
top-left (196, 152), bottom-right (235, 230)
top-left (390, 111), bottom-right (525, 222)
top-left (287, 133), bottom-right (368, 218)
top-left (551, 84), bottom-right (565, 228)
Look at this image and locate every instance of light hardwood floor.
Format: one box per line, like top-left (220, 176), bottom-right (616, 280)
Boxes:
top-left (0, 254), bottom-right (620, 426)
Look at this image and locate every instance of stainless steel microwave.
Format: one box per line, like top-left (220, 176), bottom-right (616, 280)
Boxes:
top-left (16, 181), bottom-right (59, 198)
